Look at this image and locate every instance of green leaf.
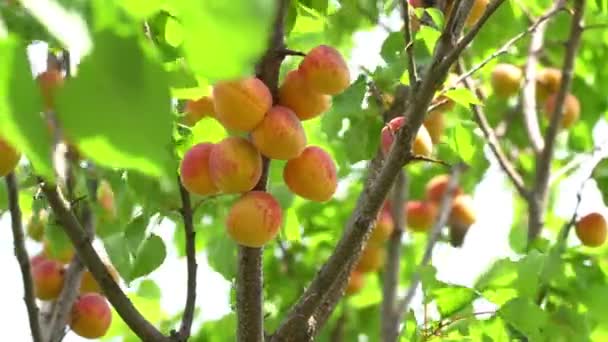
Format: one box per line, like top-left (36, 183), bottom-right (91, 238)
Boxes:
top-left (444, 88), bottom-right (482, 107)
top-left (426, 8), bottom-right (445, 29)
top-left (119, 0), bottom-right (164, 19)
top-left (103, 234), bottom-right (133, 282)
top-left (44, 220), bottom-right (72, 259)
top-left (515, 251), bottom-right (545, 299)
top-left (207, 229), bottom-right (237, 280)
top-left (124, 215), bottom-right (149, 257)
top-left (56, 30), bottom-right (176, 181)
top-left (283, 209), bottom-right (301, 241)
top-left (592, 158), bottom-right (608, 205)
top-left (416, 25), bottom-right (441, 53)
top-left (178, 0), bottom-right (276, 81)
top-left (130, 234), bottom-right (167, 280)
top-left (136, 279), bottom-right (162, 300)
top-left (498, 298), bottom-right (549, 340)
top-left (0, 36), bottom-right (53, 180)
top-left (447, 121), bottom-right (480, 164)
top-left (433, 286), bottom-right (477, 318)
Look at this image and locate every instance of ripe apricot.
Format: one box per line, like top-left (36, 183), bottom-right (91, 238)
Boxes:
top-left (425, 175), bottom-right (463, 203)
top-left (408, 0), bottom-right (426, 7)
top-left (381, 116), bottom-right (433, 157)
top-left (536, 67), bottom-right (562, 100)
top-left (30, 254), bottom-right (47, 269)
top-left (209, 137), bottom-right (262, 194)
top-left (491, 63), bottom-right (523, 98)
top-left (465, 0), bottom-right (489, 28)
top-left (449, 195), bottom-right (477, 228)
top-left (543, 93), bottom-right (580, 129)
top-left (251, 106), bottom-right (307, 160)
top-left (299, 45), bottom-right (350, 95)
top-left (180, 143), bottom-right (219, 196)
top-left (575, 213), bottom-right (607, 247)
top-left (182, 96), bottom-right (215, 126)
top-left (70, 294), bottom-right (112, 339)
top-left (345, 271), bottom-right (365, 296)
top-left (406, 201), bottom-right (437, 232)
top-left (423, 110), bottom-right (445, 144)
top-left (32, 259), bottom-right (65, 300)
top-left (37, 69), bottom-right (64, 112)
top-left (283, 146), bottom-right (337, 202)
top-left (279, 70), bottom-right (331, 121)
top-left (0, 137), bottom-right (20, 177)
top-left (226, 191), bottom-right (283, 247)
top-left (212, 77), bottom-right (272, 132)
top-left (369, 208), bottom-right (394, 246)
top-left (80, 265), bottom-right (119, 294)
top-left (355, 246), bottom-right (386, 273)
top-left (97, 180), bottom-right (117, 220)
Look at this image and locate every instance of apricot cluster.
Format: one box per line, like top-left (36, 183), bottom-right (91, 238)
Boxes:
top-left (490, 63), bottom-right (580, 129)
top-left (180, 45), bottom-right (349, 248)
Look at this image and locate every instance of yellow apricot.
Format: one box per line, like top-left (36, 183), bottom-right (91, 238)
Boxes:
top-left (0, 137), bottom-right (21, 177)
top-left (465, 0), bottom-right (489, 28)
top-left (279, 70), bottom-right (331, 121)
top-left (355, 246), bottom-right (386, 273)
top-left (449, 195), bottom-right (477, 228)
top-left (369, 208), bottom-right (394, 246)
top-left (251, 106), bottom-right (307, 160)
top-left (69, 294), bottom-right (112, 339)
top-left (299, 45), bottom-right (351, 95)
top-left (226, 191), bottom-right (283, 247)
top-left (423, 110), bottom-right (445, 144)
top-left (209, 137), bottom-right (262, 194)
top-left (425, 175), bottom-right (463, 203)
top-left (283, 146), bottom-right (337, 202)
top-left (406, 200), bottom-right (437, 232)
top-left (32, 259), bottom-right (65, 300)
top-left (380, 116), bottom-right (433, 157)
top-left (543, 93), bottom-right (580, 129)
top-left (212, 77), bottom-right (272, 132)
top-left (536, 67), bottom-right (562, 100)
top-left (180, 143), bottom-right (219, 196)
top-left (575, 212), bottom-right (607, 247)
top-left (491, 63), bottom-right (523, 98)
top-left (345, 271), bottom-right (365, 296)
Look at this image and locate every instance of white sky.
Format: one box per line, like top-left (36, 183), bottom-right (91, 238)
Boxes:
top-left (2, 13), bottom-right (608, 341)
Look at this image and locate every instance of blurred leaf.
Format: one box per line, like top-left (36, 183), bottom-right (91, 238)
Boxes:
top-left (444, 88), bottom-right (482, 107)
top-left (498, 298), bottom-right (549, 340)
top-left (103, 234), bottom-right (133, 282)
top-left (130, 234), bottom-right (166, 280)
top-left (592, 158), bottom-right (608, 205)
top-left (124, 214), bottom-right (149, 257)
top-left (137, 279), bottom-right (162, 300)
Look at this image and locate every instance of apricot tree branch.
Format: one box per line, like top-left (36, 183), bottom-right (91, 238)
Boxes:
top-left (270, 1), bottom-right (505, 339)
top-left (395, 164), bottom-right (464, 322)
top-left (400, 0), bottom-right (418, 87)
top-left (40, 182), bottom-right (170, 342)
top-left (521, 0), bottom-right (566, 155)
top-left (456, 61), bottom-right (529, 199)
top-left (176, 179), bottom-right (197, 341)
top-left (6, 173), bottom-right (43, 342)
top-left (528, 0), bottom-right (585, 244)
top-left (382, 171), bottom-right (407, 342)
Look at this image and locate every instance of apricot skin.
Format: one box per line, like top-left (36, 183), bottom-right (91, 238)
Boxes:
top-left (226, 191), bottom-right (283, 248)
top-left (575, 213), bottom-right (607, 247)
top-left (251, 106), bottom-right (307, 160)
top-left (80, 265), bottom-right (119, 294)
top-left (465, 0), bottom-right (489, 28)
top-left (279, 70), bottom-right (331, 121)
top-left (209, 137), bottom-right (262, 194)
top-left (32, 259), bottom-right (65, 300)
top-left (423, 111), bottom-right (445, 144)
top-left (345, 271), bottom-right (365, 296)
top-left (182, 96), bottom-right (215, 127)
top-left (491, 63), bottom-right (523, 98)
top-left (449, 195), bottom-right (477, 228)
top-left (212, 77), bottom-right (272, 132)
top-left (180, 143), bottom-right (219, 196)
top-left (425, 175), bottom-right (463, 203)
top-left (544, 93), bottom-right (580, 129)
top-left (381, 117), bottom-right (433, 157)
top-left (70, 294), bottom-right (112, 339)
top-left (0, 137), bottom-right (21, 177)
top-left (536, 68), bottom-right (562, 100)
top-left (406, 201), bottom-right (437, 232)
top-left (283, 146), bottom-right (337, 202)
top-left (369, 208), bottom-right (394, 246)
top-left (355, 246), bottom-right (386, 273)
top-left (37, 69), bottom-right (64, 112)
top-left (299, 45), bottom-right (350, 95)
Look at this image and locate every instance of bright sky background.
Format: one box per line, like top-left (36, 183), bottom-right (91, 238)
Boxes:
top-left (2, 12), bottom-right (608, 341)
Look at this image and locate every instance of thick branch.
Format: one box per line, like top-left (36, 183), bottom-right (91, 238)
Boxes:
top-left (528, 0), bottom-right (585, 243)
top-left (41, 183), bottom-right (170, 342)
top-left (395, 164), bottom-right (465, 319)
top-left (381, 172), bottom-right (407, 342)
top-left (521, 0), bottom-right (566, 154)
top-left (6, 173), bottom-right (43, 342)
top-left (177, 179), bottom-right (197, 340)
top-left (457, 62), bottom-right (528, 199)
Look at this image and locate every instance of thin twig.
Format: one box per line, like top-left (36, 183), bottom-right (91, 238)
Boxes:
top-left (176, 179), bottom-right (197, 341)
top-left (6, 173), bottom-right (43, 342)
top-left (400, 0), bottom-right (418, 87)
top-left (395, 164), bottom-right (466, 323)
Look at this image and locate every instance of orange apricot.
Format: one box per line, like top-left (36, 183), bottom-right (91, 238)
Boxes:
top-left (251, 106), bottom-right (307, 160)
top-left (69, 294), bottom-right (112, 339)
top-left (423, 110), bottom-right (445, 144)
top-left (406, 200), bottom-right (437, 232)
top-left (491, 63), bottom-right (523, 98)
top-left (355, 246), bottom-right (386, 273)
top-left (369, 208), bottom-right (395, 246)
top-left (278, 70), bottom-right (331, 121)
top-left (209, 137), bottom-right (262, 194)
top-left (575, 213), bottom-right (607, 247)
top-left (345, 271), bottom-right (365, 296)
top-left (283, 146), bottom-right (337, 202)
top-left (381, 116), bottom-right (433, 157)
top-left (226, 191), bottom-right (283, 247)
top-left (425, 175), bottom-right (463, 203)
top-left (180, 143), bottom-right (219, 196)
top-left (543, 93), bottom-right (580, 129)
top-left (32, 259), bottom-right (65, 300)
top-left (465, 0), bottom-right (489, 28)
top-left (0, 137), bottom-right (21, 177)
top-left (212, 77), bottom-right (272, 132)
top-left (37, 69), bottom-right (64, 112)
top-left (299, 45), bottom-right (350, 95)
top-left (449, 195), bottom-right (477, 228)
top-left (536, 67), bottom-right (562, 100)
top-left (182, 96), bottom-right (215, 126)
